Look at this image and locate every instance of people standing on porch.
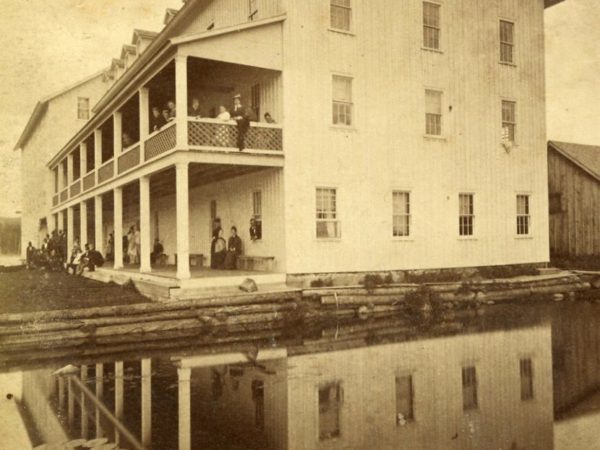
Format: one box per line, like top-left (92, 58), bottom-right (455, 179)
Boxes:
top-left (223, 227), bottom-right (243, 270)
top-left (133, 225), bottom-right (141, 264)
top-left (151, 107), bottom-right (166, 132)
top-left (211, 227), bottom-right (227, 269)
top-left (151, 238), bottom-right (165, 265)
top-left (167, 100), bottom-right (176, 121)
top-left (188, 97), bottom-right (202, 118)
top-left (106, 232), bottom-right (114, 262)
top-left (162, 109), bottom-right (171, 124)
top-left (231, 94), bottom-right (250, 151)
top-left (122, 232), bottom-right (128, 263)
top-left (126, 226), bottom-right (136, 264)
top-left (122, 132), bottom-right (135, 148)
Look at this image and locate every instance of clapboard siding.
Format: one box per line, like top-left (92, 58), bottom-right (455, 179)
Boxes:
top-left (548, 148), bottom-right (600, 256)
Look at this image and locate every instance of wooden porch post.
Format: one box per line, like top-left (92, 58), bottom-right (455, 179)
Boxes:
top-left (94, 129), bottom-right (103, 179)
top-left (141, 359), bottom-right (152, 447)
top-left (67, 206), bottom-right (74, 254)
top-left (95, 363), bottom-right (104, 438)
top-left (175, 162), bottom-right (191, 279)
top-left (113, 187), bottom-right (124, 269)
top-left (80, 201), bottom-right (88, 246)
top-left (67, 152), bottom-right (74, 187)
top-left (114, 361), bottom-right (124, 444)
top-left (114, 112), bottom-right (123, 157)
top-left (95, 195), bottom-right (103, 252)
top-left (139, 87), bottom-right (150, 141)
top-left (175, 55), bottom-right (188, 149)
top-left (139, 176), bottom-right (151, 273)
top-left (58, 160), bottom-right (65, 193)
top-left (80, 142), bottom-right (87, 179)
top-left (178, 367), bottom-right (192, 450)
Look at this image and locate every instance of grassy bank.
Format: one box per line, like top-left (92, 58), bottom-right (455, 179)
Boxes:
top-left (0, 268), bottom-right (149, 314)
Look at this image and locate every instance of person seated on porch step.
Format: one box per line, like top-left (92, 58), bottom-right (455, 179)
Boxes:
top-left (167, 100), bottom-right (176, 120)
top-left (151, 106), bottom-right (166, 132)
top-left (223, 226), bottom-right (243, 270)
top-left (211, 227), bottom-right (227, 269)
top-left (151, 238), bottom-right (165, 265)
top-left (231, 94), bottom-right (251, 151)
top-left (122, 132), bottom-right (135, 148)
top-left (264, 112), bottom-right (276, 124)
top-left (78, 243), bottom-right (104, 275)
top-left (66, 243), bottom-right (83, 275)
top-left (188, 97), bottom-right (202, 118)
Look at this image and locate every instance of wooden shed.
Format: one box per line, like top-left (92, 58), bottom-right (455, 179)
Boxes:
top-left (548, 141), bottom-right (600, 256)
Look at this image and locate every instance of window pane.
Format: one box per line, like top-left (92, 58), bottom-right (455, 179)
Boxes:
top-left (423, 2), bottom-right (440, 27)
top-left (331, 0), bottom-right (351, 31)
top-left (425, 90), bottom-right (442, 114)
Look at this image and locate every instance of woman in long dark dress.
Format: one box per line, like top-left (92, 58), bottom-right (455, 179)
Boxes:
top-left (211, 227), bottom-right (227, 269)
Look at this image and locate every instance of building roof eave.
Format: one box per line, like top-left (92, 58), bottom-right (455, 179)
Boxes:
top-left (549, 141), bottom-right (600, 183)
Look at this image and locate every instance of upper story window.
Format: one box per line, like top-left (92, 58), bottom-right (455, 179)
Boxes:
top-left (332, 75), bottom-right (353, 127)
top-left (316, 187), bottom-right (340, 239)
top-left (393, 191), bottom-right (411, 237)
top-left (459, 193), bottom-right (475, 236)
top-left (330, 0), bottom-right (352, 31)
top-left (502, 100), bottom-right (517, 143)
top-left (499, 20), bottom-right (515, 64)
top-left (425, 89), bottom-right (442, 136)
top-left (516, 195), bottom-right (530, 235)
top-left (423, 2), bottom-right (441, 50)
top-left (249, 0), bottom-right (258, 20)
top-left (77, 97), bottom-right (90, 120)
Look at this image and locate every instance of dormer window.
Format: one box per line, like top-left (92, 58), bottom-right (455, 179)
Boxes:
top-left (77, 97), bottom-right (90, 120)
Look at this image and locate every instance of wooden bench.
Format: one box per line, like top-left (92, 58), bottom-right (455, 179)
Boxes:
top-left (175, 253), bottom-right (205, 267)
top-left (236, 256), bottom-right (275, 272)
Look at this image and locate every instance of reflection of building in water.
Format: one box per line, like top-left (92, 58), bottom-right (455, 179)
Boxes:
top-left (188, 324), bottom-right (553, 450)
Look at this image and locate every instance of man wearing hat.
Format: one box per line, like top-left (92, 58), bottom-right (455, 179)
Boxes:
top-left (231, 94), bottom-right (251, 151)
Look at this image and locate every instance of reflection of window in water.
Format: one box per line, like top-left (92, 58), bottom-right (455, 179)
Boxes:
top-left (252, 379), bottom-right (265, 430)
top-left (462, 366), bottom-right (478, 411)
top-left (395, 374), bottom-right (414, 424)
top-left (520, 358), bottom-right (534, 400)
top-left (211, 369), bottom-right (223, 400)
top-left (319, 382), bottom-right (342, 440)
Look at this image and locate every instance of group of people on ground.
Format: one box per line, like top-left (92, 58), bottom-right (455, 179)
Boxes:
top-left (65, 241), bottom-right (105, 275)
top-left (149, 95), bottom-right (276, 151)
top-left (210, 218), bottom-right (243, 270)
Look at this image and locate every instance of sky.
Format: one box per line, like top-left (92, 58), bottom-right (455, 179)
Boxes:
top-left (0, 0), bottom-right (598, 217)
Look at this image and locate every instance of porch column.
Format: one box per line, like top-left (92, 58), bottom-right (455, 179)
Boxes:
top-left (178, 367), bottom-right (192, 450)
top-left (113, 187), bottom-right (124, 269)
top-left (141, 359), bottom-right (152, 448)
top-left (114, 112), bottom-right (123, 156)
top-left (95, 363), bottom-right (104, 438)
top-left (94, 129), bottom-right (103, 176)
top-left (67, 152), bottom-right (74, 187)
top-left (57, 210), bottom-right (64, 231)
top-left (114, 361), bottom-right (124, 445)
top-left (139, 176), bottom-right (151, 273)
top-left (80, 143), bottom-right (87, 179)
top-left (139, 87), bottom-right (150, 141)
top-left (175, 162), bottom-right (191, 279)
top-left (175, 55), bottom-right (188, 148)
top-left (81, 365), bottom-right (88, 439)
top-left (80, 201), bottom-right (88, 246)
top-left (94, 195), bottom-right (103, 251)
top-left (58, 160), bottom-right (65, 192)
top-left (67, 206), bottom-right (74, 253)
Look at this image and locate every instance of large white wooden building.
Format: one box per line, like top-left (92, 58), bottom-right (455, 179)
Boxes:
top-left (15, 0), bottom-right (564, 286)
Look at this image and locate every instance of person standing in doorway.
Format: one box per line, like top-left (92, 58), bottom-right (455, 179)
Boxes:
top-left (231, 94), bottom-right (251, 151)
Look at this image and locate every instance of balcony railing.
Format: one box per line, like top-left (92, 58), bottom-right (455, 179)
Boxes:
top-left (188, 118), bottom-right (283, 151)
top-left (53, 194), bottom-right (59, 207)
top-left (70, 180), bottom-right (81, 197)
top-left (118, 144), bottom-right (140, 174)
top-left (60, 189), bottom-right (68, 203)
top-left (83, 172), bottom-right (95, 191)
top-left (145, 122), bottom-right (176, 161)
top-left (98, 159), bottom-right (114, 184)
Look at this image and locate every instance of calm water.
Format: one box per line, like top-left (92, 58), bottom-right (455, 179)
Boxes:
top-left (3, 300), bottom-right (600, 450)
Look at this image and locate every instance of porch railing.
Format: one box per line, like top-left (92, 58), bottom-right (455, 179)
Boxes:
top-left (70, 180), bottom-right (81, 197)
top-left (83, 172), bottom-right (95, 191)
top-left (118, 144), bottom-right (140, 174)
top-left (145, 122), bottom-right (176, 161)
top-left (60, 189), bottom-right (68, 202)
top-left (188, 118), bottom-right (283, 151)
top-left (53, 194), bottom-right (59, 207)
top-left (98, 160), bottom-right (114, 184)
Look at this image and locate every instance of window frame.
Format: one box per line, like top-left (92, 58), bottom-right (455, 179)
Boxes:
top-left (330, 0), bottom-right (352, 32)
top-left (516, 194), bottom-right (531, 236)
top-left (392, 191), bottom-right (412, 238)
top-left (77, 97), bottom-right (90, 120)
top-left (425, 88), bottom-right (443, 137)
top-left (316, 187), bottom-right (341, 240)
top-left (499, 19), bottom-right (516, 65)
top-left (422, 1), bottom-right (442, 51)
top-left (458, 193), bottom-right (475, 237)
top-left (332, 74), bottom-right (354, 127)
top-left (502, 99), bottom-right (517, 144)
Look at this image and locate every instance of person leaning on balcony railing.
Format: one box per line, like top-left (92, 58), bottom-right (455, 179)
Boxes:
top-left (188, 97), bottom-right (202, 118)
top-left (231, 94), bottom-right (251, 151)
top-left (151, 106), bottom-right (166, 132)
top-left (122, 132), bottom-right (135, 148)
top-left (264, 112), bottom-right (276, 124)
top-left (167, 100), bottom-right (176, 121)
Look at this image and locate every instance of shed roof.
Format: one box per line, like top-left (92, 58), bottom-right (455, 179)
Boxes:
top-left (549, 141), bottom-right (600, 182)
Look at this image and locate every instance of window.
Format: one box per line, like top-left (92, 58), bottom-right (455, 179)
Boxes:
top-left (249, 0), bottom-right (258, 20)
top-left (459, 194), bottom-right (474, 236)
top-left (423, 2), bottom-right (441, 50)
top-left (330, 0), bottom-right (351, 31)
top-left (425, 89), bottom-right (442, 136)
top-left (316, 188), bottom-right (340, 238)
top-left (252, 191), bottom-right (263, 240)
top-left (516, 195), bottom-right (530, 235)
top-left (462, 366), bottom-right (478, 410)
top-left (500, 20), bottom-right (515, 64)
top-left (319, 383), bottom-right (342, 440)
top-left (251, 84), bottom-right (260, 121)
top-left (332, 75), bottom-right (353, 126)
top-left (502, 100), bottom-right (516, 143)
top-left (395, 375), bottom-right (414, 424)
top-left (252, 380), bottom-right (265, 430)
top-left (77, 97), bottom-right (90, 120)
top-left (393, 191), bottom-right (411, 237)
top-left (520, 358), bottom-right (534, 400)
